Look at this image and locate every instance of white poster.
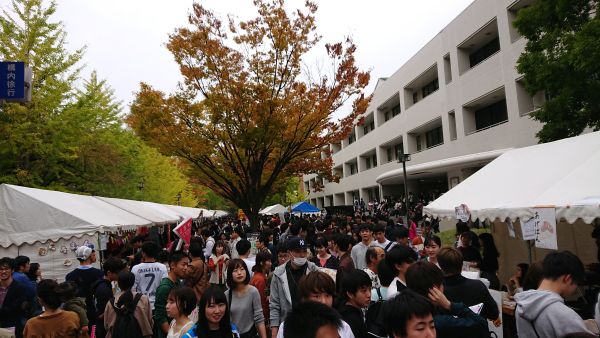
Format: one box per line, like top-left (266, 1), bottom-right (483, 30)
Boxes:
top-left (488, 290), bottom-right (503, 338)
top-left (521, 216), bottom-right (537, 240)
top-left (533, 208), bottom-right (558, 250)
top-left (455, 204), bottom-right (471, 222)
top-left (506, 218), bottom-right (516, 238)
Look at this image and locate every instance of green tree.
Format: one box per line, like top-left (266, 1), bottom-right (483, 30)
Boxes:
top-left (0, 0), bottom-right (84, 186)
top-left (514, 0), bottom-right (600, 142)
top-left (0, 0), bottom-right (200, 207)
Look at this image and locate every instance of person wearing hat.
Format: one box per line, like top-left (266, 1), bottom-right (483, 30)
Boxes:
top-left (351, 223), bottom-right (376, 270)
top-left (269, 237), bottom-right (318, 338)
top-left (65, 245), bottom-right (104, 332)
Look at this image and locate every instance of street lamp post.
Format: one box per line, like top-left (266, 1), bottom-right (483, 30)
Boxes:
top-left (398, 147), bottom-right (411, 225)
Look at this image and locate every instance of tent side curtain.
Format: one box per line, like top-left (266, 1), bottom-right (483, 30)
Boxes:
top-left (423, 131), bottom-right (600, 224)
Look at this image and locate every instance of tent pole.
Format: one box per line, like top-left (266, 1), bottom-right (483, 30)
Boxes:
top-left (527, 240), bottom-right (533, 264)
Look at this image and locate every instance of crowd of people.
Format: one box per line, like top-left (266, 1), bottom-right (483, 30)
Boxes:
top-left (0, 210), bottom-right (598, 338)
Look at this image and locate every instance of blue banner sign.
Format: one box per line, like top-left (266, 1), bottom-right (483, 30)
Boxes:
top-left (0, 61), bottom-right (26, 100)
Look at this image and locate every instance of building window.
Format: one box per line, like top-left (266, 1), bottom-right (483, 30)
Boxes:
top-left (386, 147), bottom-right (393, 162)
top-left (475, 99), bottom-right (508, 131)
top-left (348, 134), bottom-right (356, 144)
top-left (349, 163), bottom-right (357, 175)
top-left (394, 144), bottom-right (402, 159)
top-left (469, 37), bottom-right (500, 68)
top-left (422, 79), bottom-right (439, 98)
top-left (392, 104), bottom-right (401, 117)
top-left (416, 135), bottom-right (422, 152)
top-left (425, 126), bottom-right (443, 148)
top-left (371, 154), bottom-right (377, 167)
top-left (412, 92), bottom-right (419, 104)
top-left (384, 111), bottom-right (391, 122)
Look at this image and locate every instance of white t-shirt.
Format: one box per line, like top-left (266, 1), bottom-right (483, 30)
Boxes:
top-left (277, 319), bottom-right (355, 338)
top-left (386, 276), bottom-right (406, 300)
top-left (132, 262), bottom-right (168, 308)
top-left (373, 239), bottom-right (394, 252)
top-left (243, 257), bottom-right (255, 278)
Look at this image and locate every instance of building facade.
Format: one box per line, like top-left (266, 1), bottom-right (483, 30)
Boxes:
top-left (303, 0), bottom-right (542, 208)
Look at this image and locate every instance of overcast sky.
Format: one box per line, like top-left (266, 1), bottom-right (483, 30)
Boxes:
top-left (47, 0), bottom-right (474, 119)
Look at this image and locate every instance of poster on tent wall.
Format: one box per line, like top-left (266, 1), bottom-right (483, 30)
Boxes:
top-left (455, 204), bottom-right (471, 222)
top-left (521, 208), bottom-right (558, 250)
top-left (488, 290), bottom-right (503, 338)
top-left (13, 234), bottom-right (100, 282)
top-left (534, 208), bottom-right (558, 250)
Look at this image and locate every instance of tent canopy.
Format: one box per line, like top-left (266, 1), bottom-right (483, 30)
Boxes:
top-left (290, 201), bottom-right (320, 213)
top-left (96, 197), bottom-right (180, 225)
top-left (423, 131), bottom-right (600, 224)
top-left (0, 184), bottom-right (230, 247)
top-left (260, 204), bottom-right (287, 215)
top-left (0, 184), bottom-right (152, 247)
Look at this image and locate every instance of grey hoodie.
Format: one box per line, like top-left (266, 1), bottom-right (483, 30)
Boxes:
top-left (269, 261), bottom-right (318, 328)
top-left (514, 289), bottom-right (591, 337)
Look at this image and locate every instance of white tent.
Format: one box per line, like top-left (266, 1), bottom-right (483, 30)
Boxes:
top-left (423, 131), bottom-right (600, 282)
top-left (0, 184), bottom-right (152, 248)
top-left (259, 204), bottom-right (287, 215)
top-left (96, 196), bottom-right (181, 225)
top-left (424, 131), bottom-right (600, 223)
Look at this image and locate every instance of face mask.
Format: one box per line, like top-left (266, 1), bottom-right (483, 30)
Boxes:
top-left (292, 256), bottom-right (307, 266)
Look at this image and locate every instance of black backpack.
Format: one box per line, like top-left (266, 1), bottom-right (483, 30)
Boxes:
top-left (110, 293), bottom-right (144, 338)
top-left (365, 288), bottom-right (386, 338)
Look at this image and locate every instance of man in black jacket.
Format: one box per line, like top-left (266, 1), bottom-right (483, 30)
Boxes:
top-left (0, 257), bottom-right (27, 338)
top-left (438, 246), bottom-right (500, 324)
top-left (337, 269), bottom-right (372, 338)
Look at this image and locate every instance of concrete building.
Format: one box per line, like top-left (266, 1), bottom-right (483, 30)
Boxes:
top-left (303, 0), bottom-right (543, 208)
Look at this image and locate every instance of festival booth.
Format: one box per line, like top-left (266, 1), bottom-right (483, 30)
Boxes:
top-left (0, 184), bottom-right (152, 280)
top-left (290, 201), bottom-right (321, 214)
top-left (423, 131), bottom-right (600, 284)
top-left (0, 184), bottom-right (222, 281)
top-left (259, 204), bottom-right (287, 215)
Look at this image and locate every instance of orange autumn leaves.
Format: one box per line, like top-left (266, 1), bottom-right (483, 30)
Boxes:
top-left (127, 0), bottom-right (370, 224)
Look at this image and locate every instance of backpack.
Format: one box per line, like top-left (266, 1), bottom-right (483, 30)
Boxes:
top-left (110, 293), bottom-right (144, 338)
top-left (365, 288), bottom-right (386, 338)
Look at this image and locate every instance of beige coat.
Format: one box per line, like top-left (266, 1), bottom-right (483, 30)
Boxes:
top-left (104, 291), bottom-right (153, 338)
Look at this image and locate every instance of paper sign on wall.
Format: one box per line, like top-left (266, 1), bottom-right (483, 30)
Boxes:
top-left (521, 208), bottom-right (558, 250)
top-left (521, 215), bottom-right (538, 240)
top-left (506, 218), bottom-right (516, 238)
top-left (533, 208), bottom-right (558, 250)
top-left (455, 204), bottom-right (471, 222)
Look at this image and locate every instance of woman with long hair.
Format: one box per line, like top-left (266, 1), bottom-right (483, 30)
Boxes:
top-left (23, 279), bottom-right (80, 338)
top-left (225, 259), bottom-right (267, 338)
top-left (208, 241), bottom-right (230, 290)
top-left (183, 286), bottom-right (240, 338)
top-left (459, 230), bottom-right (482, 268)
top-left (478, 233), bottom-right (500, 290)
top-left (104, 271), bottom-right (153, 338)
top-left (506, 263), bottom-right (529, 296)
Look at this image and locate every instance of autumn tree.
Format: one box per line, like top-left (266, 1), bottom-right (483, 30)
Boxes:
top-left (128, 0), bottom-right (370, 227)
top-left (514, 0), bottom-right (600, 142)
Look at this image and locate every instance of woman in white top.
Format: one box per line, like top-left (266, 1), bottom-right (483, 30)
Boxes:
top-left (166, 287), bottom-right (197, 338)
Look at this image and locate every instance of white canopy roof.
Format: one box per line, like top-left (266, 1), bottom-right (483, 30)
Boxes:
top-left (423, 131), bottom-right (600, 224)
top-left (0, 184), bottom-right (152, 247)
top-left (259, 204), bottom-right (287, 215)
top-left (96, 197), bottom-right (181, 225)
top-left (0, 184), bottom-right (232, 247)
